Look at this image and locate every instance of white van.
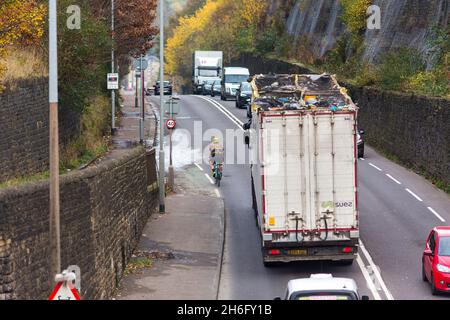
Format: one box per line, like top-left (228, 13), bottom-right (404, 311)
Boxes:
top-left (221, 67), bottom-right (250, 101)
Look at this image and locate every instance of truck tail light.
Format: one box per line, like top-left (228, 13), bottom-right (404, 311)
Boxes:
top-left (268, 249), bottom-right (280, 255)
top-left (342, 247), bottom-right (353, 253)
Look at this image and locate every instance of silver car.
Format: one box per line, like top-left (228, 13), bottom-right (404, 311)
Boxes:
top-left (277, 274), bottom-right (369, 300)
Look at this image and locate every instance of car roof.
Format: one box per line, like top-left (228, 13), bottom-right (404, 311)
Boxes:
top-left (287, 274), bottom-right (358, 295)
top-left (434, 226), bottom-right (450, 236)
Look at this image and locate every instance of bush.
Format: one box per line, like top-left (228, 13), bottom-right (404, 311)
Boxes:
top-left (406, 68), bottom-right (449, 97)
top-left (376, 48), bottom-right (426, 91)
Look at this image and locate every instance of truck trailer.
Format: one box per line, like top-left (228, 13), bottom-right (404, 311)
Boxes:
top-left (244, 74), bottom-right (360, 266)
top-left (192, 51), bottom-right (223, 94)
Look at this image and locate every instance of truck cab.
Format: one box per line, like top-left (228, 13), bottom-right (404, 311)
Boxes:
top-left (221, 67), bottom-right (250, 101)
top-left (192, 51), bottom-right (223, 94)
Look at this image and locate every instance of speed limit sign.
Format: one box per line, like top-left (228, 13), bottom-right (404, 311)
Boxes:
top-left (166, 118), bottom-right (176, 130)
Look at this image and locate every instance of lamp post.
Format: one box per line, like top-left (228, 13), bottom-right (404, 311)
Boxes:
top-left (49, 0), bottom-right (61, 282)
top-left (159, 0), bottom-right (165, 213)
top-left (111, 0), bottom-right (116, 134)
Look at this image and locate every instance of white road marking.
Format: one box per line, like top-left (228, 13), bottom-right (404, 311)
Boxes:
top-left (204, 173), bottom-right (215, 184)
top-left (427, 207), bottom-right (446, 222)
top-left (356, 254), bottom-right (382, 300)
top-left (194, 163), bottom-right (204, 171)
top-left (386, 174), bottom-right (402, 185)
top-left (359, 240), bottom-right (395, 300)
top-left (195, 96), bottom-right (244, 130)
top-left (405, 188), bottom-right (423, 202)
top-left (204, 96), bottom-right (244, 126)
top-left (215, 189), bottom-right (221, 198)
top-left (359, 158), bottom-right (365, 161)
top-left (369, 163), bottom-right (382, 171)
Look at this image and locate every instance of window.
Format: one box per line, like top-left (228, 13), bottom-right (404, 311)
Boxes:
top-left (289, 291), bottom-right (357, 300)
top-left (438, 237), bottom-right (450, 257)
top-left (240, 82), bottom-right (252, 92)
top-left (225, 75), bottom-right (249, 83)
top-left (429, 232), bottom-right (436, 252)
top-left (199, 69), bottom-right (219, 77)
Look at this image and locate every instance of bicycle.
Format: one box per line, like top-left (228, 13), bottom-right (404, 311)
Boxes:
top-left (213, 161), bottom-right (223, 187)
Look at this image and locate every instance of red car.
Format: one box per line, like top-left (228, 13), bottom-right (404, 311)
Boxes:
top-left (422, 226), bottom-right (450, 295)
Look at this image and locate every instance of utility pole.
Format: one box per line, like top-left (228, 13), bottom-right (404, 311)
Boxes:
top-left (49, 0), bottom-right (61, 283)
top-left (111, 0), bottom-right (116, 134)
top-left (159, 0), bottom-right (165, 213)
top-left (140, 55), bottom-right (144, 143)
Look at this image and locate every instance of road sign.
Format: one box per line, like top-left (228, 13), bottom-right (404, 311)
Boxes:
top-left (133, 58), bottom-right (148, 71)
top-left (166, 118), bottom-right (176, 130)
top-left (48, 282), bottom-right (81, 300)
top-left (107, 73), bottom-right (119, 90)
top-left (164, 99), bottom-right (180, 116)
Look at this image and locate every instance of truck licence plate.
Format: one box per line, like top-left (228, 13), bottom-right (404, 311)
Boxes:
top-left (288, 249), bottom-right (307, 255)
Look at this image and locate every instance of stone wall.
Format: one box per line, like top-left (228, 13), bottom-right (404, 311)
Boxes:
top-left (230, 53), bottom-right (311, 76)
top-left (348, 86), bottom-right (450, 188)
top-left (0, 147), bottom-right (158, 300)
top-left (0, 77), bottom-right (81, 183)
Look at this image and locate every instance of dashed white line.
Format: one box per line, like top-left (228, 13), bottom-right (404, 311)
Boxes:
top-left (405, 188), bottom-right (423, 202)
top-left (204, 173), bottom-right (214, 184)
top-left (215, 189), bottom-right (221, 198)
top-left (369, 163), bottom-right (382, 171)
top-left (194, 163), bottom-right (204, 171)
top-left (427, 207), bottom-right (445, 222)
top-left (356, 254), bottom-right (382, 300)
top-left (386, 174), bottom-right (402, 185)
top-left (359, 240), bottom-right (394, 300)
top-left (359, 158), bottom-right (365, 161)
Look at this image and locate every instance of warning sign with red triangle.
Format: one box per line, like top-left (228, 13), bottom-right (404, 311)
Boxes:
top-left (48, 282), bottom-right (81, 300)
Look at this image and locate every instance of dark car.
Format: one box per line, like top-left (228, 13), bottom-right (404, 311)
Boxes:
top-left (154, 81), bottom-right (172, 95)
top-left (211, 80), bottom-right (221, 97)
top-left (357, 129), bottom-right (365, 158)
top-left (201, 80), bottom-right (215, 95)
top-left (235, 82), bottom-right (252, 109)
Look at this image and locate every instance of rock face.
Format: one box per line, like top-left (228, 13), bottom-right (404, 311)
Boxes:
top-left (272, 0), bottom-right (449, 66)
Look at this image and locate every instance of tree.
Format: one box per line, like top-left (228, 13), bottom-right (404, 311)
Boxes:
top-left (0, 0), bottom-right (46, 85)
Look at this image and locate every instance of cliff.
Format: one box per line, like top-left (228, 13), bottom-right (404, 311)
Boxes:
top-left (271, 0), bottom-right (449, 67)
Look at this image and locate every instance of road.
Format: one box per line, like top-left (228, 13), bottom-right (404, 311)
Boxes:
top-left (149, 94), bottom-right (450, 300)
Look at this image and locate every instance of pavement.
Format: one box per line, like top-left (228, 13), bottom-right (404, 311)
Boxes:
top-left (115, 140), bottom-right (225, 300)
top-left (112, 89), bottom-right (157, 149)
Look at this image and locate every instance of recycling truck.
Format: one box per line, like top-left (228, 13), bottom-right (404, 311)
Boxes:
top-left (192, 51), bottom-right (223, 94)
top-left (244, 74), bottom-right (360, 266)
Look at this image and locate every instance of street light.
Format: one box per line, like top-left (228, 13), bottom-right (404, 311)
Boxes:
top-left (49, 0), bottom-right (61, 283)
top-left (111, 0), bottom-right (116, 135)
top-left (159, 0), bottom-right (165, 213)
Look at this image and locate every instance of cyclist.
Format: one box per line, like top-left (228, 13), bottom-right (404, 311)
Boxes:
top-left (208, 136), bottom-right (224, 178)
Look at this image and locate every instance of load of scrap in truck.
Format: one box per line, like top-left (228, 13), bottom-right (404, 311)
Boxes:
top-left (244, 73), bottom-right (360, 266)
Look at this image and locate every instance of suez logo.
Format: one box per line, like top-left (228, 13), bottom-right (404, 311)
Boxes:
top-left (322, 201), bottom-right (354, 209)
top-left (335, 201), bottom-right (353, 208)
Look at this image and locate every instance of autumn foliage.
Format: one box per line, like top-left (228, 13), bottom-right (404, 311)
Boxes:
top-left (0, 0), bottom-right (46, 85)
top-left (166, 0), bottom-right (268, 82)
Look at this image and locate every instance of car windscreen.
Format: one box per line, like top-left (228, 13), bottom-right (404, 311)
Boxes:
top-left (199, 69), bottom-right (219, 77)
top-left (225, 75), bottom-right (249, 83)
top-left (290, 291), bottom-right (357, 300)
top-left (241, 82), bottom-right (252, 92)
top-left (439, 237), bottom-right (450, 256)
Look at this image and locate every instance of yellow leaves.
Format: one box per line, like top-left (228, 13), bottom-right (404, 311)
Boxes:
top-left (340, 0), bottom-right (371, 35)
top-left (239, 0), bottom-right (267, 26)
top-left (166, 0), bottom-right (268, 78)
top-left (0, 0), bottom-right (46, 82)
